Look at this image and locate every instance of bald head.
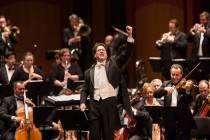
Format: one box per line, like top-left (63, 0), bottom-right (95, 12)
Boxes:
top-left (199, 80), bottom-right (209, 98)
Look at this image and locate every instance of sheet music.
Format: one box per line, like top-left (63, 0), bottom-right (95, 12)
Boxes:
top-left (48, 94), bottom-right (80, 101)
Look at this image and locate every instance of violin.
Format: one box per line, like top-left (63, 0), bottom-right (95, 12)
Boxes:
top-left (15, 90), bottom-right (42, 140)
top-left (175, 79), bottom-right (197, 89)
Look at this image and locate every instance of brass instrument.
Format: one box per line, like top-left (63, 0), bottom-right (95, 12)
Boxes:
top-left (155, 32), bottom-right (175, 46)
top-left (77, 18), bottom-right (91, 37)
top-left (190, 23), bottom-right (205, 35)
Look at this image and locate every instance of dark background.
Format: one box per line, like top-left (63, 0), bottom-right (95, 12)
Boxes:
top-left (0, 0), bottom-right (209, 87)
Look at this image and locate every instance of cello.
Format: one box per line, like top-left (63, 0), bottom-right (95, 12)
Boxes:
top-left (15, 90), bottom-right (42, 140)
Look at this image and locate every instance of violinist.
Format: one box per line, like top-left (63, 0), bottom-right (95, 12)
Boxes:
top-left (193, 80), bottom-right (210, 116)
top-left (0, 81), bottom-right (35, 140)
top-left (154, 64), bottom-right (193, 140)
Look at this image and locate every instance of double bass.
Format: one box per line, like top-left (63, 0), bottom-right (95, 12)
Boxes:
top-left (15, 90), bottom-right (42, 140)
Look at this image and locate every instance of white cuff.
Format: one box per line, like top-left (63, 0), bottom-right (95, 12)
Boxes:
top-left (127, 37), bottom-right (135, 43)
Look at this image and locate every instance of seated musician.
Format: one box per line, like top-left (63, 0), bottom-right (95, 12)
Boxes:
top-left (10, 52), bottom-right (43, 85)
top-left (193, 80), bottom-right (210, 116)
top-left (129, 84), bottom-right (153, 140)
top-left (0, 81), bottom-right (35, 140)
top-left (154, 64), bottom-right (193, 140)
top-left (50, 48), bottom-right (83, 95)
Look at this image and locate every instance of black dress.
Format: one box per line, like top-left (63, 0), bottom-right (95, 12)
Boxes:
top-left (50, 63), bottom-right (83, 95)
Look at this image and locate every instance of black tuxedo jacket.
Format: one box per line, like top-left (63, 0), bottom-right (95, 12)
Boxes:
top-left (154, 80), bottom-right (192, 108)
top-left (0, 96), bottom-right (18, 133)
top-left (188, 24), bottom-right (210, 59)
top-left (0, 65), bottom-right (17, 85)
top-left (80, 42), bottom-right (134, 117)
top-left (156, 31), bottom-right (187, 60)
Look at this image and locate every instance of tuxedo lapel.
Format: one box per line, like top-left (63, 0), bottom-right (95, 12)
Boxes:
top-left (89, 66), bottom-right (95, 86)
top-left (2, 67), bottom-right (9, 84)
top-left (105, 61), bottom-right (109, 79)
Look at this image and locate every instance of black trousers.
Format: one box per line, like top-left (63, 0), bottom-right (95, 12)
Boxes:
top-left (87, 97), bottom-right (120, 140)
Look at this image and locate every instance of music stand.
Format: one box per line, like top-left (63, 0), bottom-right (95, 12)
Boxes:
top-left (149, 57), bottom-right (162, 72)
top-left (0, 84), bottom-right (13, 99)
top-left (26, 80), bottom-right (52, 106)
top-left (144, 106), bottom-right (163, 124)
top-left (199, 57), bottom-right (210, 79)
top-left (45, 50), bottom-right (59, 60)
top-left (58, 109), bottom-right (89, 140)
top-left (33, 106), bottom-right (56, 128)
top-left (162, 107), bottom-right (196, 140)
top-left (33, 106), bottom-right (59, 139)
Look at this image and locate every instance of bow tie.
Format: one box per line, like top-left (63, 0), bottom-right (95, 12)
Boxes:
top-left (96, 62), bottom-right (105, 67)
top-left (8, 67), bottom-right (15, 71)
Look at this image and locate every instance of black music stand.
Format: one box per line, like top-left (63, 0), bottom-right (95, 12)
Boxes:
top-left (26, 80), bottom-right (52, 106)
top-left (33, 106), bottom-right (59, 140)
top-left (149, 57), bottom-right (162, 72)
top-left (0, 84), bottom-right (13, 99)
top-left (45, 50), bottom-right (59, 60)
top-left (144, 106), bottom-right (163, 124)
top-left (199, 57), bottom-right (210, 80)
top-left (162, 107), bottom-right (196, 140)
top-left (58, 109), bottom-right (89, 140)
top-left (144, 106), bottom-right (196, 140)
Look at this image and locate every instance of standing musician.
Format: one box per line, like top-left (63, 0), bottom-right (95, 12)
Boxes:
top-left (154, 64), bottom-right (194, 140)
top-left (80, 26), bottom-right (134, 140)
top-left (63, 14), bottom-right (92, 72)
top-left (0, 81), bottom-right (35, 140)
top-left (193, 80), bottom-right (210, 116)
top-left (188, 11), bottom-right (210, 59)
top-left (155, 18), bottom-right (187, 79)
top-left (50, 48), bottom-right (83, 95)
top-left (0, 16), bottom-right (9, 67)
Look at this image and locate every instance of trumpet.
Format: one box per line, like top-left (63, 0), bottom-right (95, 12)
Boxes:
top-left (155, 32), bottom-right (175, 46)
top-left (190, 23), bottom-right (204, 35)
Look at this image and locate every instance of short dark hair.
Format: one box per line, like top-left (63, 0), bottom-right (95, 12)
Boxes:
top-left (170, 64), bottom-right (183, 74)
top-left (4, 51), bottom-right (16, 58)
top-left (169, 18), bottom-right (179, 28)
top-left (92, 43), bottom-right (106, 54)
top-left (200, 11), bottom-right (210, 20)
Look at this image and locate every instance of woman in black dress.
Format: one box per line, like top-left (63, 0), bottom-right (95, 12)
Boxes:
top-left (10, 52), bottom-right (43, 105)
top-left (50, 48), bottom-right (83, 95)
top-left (11, 52), bottom-right (43, 84)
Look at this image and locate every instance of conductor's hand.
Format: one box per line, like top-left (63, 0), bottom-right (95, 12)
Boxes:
top-left (126, 25), bottom-right (133, 38)
top-left (80, 103), bottom-right (86, 112)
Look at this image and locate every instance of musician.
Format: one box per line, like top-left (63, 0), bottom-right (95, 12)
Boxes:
top-left (0, 16), bottom-right (8, 67)
top-left (193, 80), bottom-right (210, 116)
top-left (10, 52), bottom-right (43, 85)
top-left (63, 14), bottom-right (92, 72)
top-left (154, 64), bottom-right (194, 140)
top-left (50, 48), bottom-right (83, 95)
top-left (188, 11), bottom-right (210, 58)
top-left (155, 18), bottom-right (187, 79)
top-left (80, 26), bottom-right (134, 140)
top-left (0, 51), bottom-right (17, 85)
top-left (0, 81), bottom-right (35, 140)
top-left (150, 79), bottom-right (162, 91)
